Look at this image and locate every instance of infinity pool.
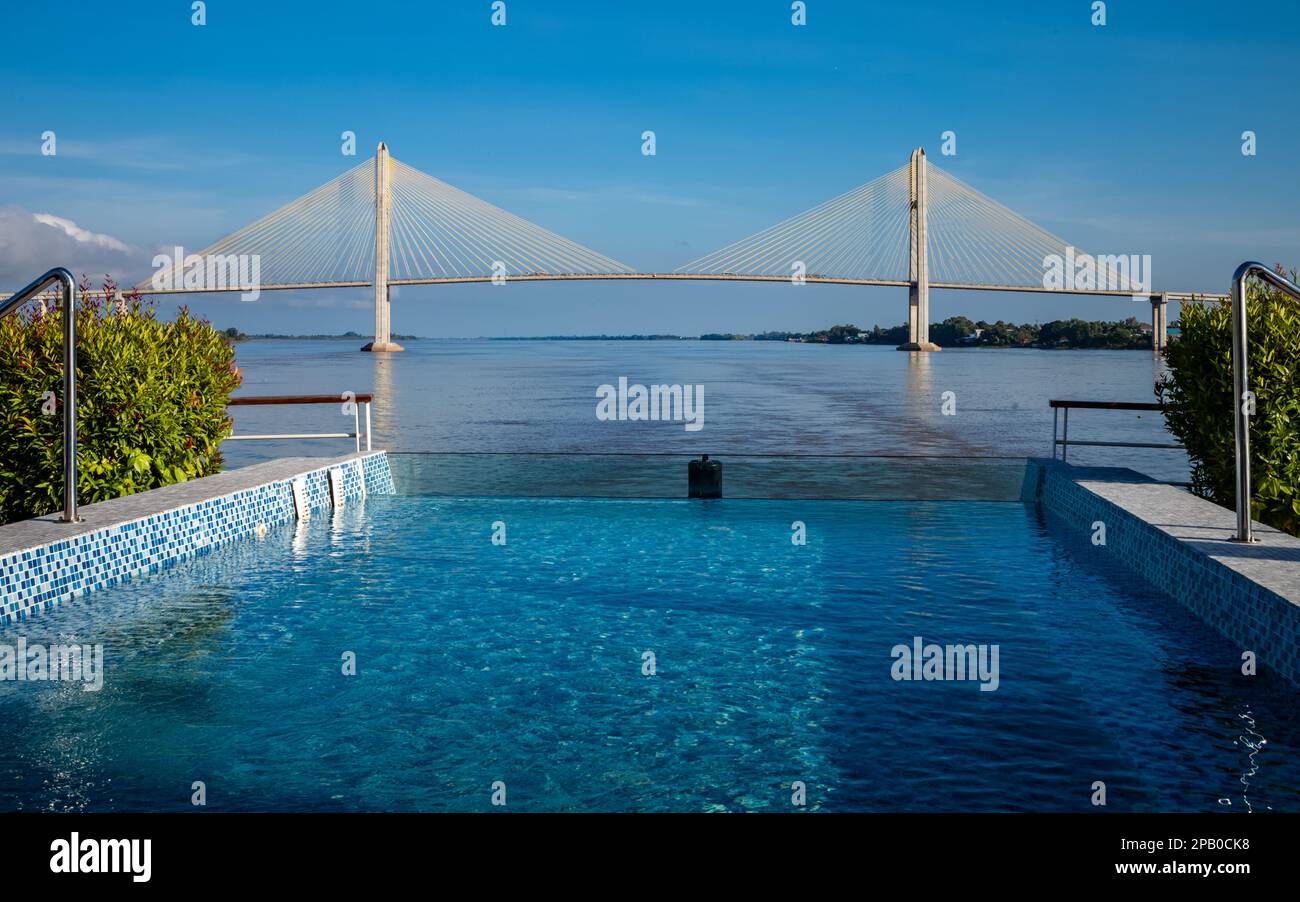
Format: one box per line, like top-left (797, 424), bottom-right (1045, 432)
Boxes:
top-left (2, 493), bottom-right (1297, 812)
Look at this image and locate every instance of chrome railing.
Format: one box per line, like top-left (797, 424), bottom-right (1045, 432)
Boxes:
top-left (226, 393), bottom-right (374, 453)
top-left (1231, 263), bottom-right (1300, 543)
top-left (0, 268), bottom-right (79, 522)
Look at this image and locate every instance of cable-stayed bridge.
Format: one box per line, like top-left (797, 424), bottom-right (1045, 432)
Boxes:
top-left (119, 141), bottom-right (1215, 351)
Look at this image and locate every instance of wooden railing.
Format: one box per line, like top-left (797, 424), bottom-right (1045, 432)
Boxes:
top-left (1048, 399), bottom-right (1182, 461)
top-left (227, 393), bottom-right (373, 453)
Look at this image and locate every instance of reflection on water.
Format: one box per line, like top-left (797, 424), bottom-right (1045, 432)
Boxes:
top-left (1225, 706), bottom-right (1270, 812)
top-left (370, 351), bottom-right (397, 448)
top-left (903, 347), bottom-right (933, 402)
top-left (900, 350), bottom-right (943, 447)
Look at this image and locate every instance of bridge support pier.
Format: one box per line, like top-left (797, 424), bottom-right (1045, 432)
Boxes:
top-left (1151, 293), bottom-right (1168, 353)
top-left (898, 147), bottom-right (940, 352)
top-left (362, 140), bottom-right (404, 353)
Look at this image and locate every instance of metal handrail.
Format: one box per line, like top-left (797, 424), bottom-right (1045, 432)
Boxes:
top-left (1231, 263), bottom-right (1300, 542)
top-left (226, 393), bottom-right (373, 452)
top-left (1048, 399), bottom-right (1183, 461)
top-left (0, 268), bottom-right (79, 522)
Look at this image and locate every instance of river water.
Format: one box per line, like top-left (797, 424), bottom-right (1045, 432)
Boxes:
top-left (224, 339), bottom-right (1189, 483)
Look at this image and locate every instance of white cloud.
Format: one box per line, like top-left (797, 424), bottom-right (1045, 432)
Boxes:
top-left (0, 206), bottom-right (150, 289)
top-left (31, 213), bottom-right (133, 253)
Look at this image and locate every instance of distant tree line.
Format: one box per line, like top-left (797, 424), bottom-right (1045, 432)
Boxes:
top-left (702, 316), bottom-right (1153, 349)
top-left (490, 334), bottom-right (685, 341)
top-left (219, 318), bottom-right (1152, 348)
top-left (221, 328), bottom-right (419, 341)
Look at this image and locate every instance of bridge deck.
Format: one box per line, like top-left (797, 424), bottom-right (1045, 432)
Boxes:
top-left (38, 273), bottom-right (1225, 303)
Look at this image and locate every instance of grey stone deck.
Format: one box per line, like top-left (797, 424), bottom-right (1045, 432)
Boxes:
top-left (1076, 474), bottom-right (1300, 607)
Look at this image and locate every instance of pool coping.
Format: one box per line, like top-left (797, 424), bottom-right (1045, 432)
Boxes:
top-left (1025, 458), bottom-right (1300, 686)
top-left (0, 451), bottom-right (395, 625)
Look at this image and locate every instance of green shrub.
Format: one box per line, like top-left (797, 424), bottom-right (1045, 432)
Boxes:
top-left (1157, 266), bottom-right (1300, 535)
top-left (0, 283), bottom-right (241, 523)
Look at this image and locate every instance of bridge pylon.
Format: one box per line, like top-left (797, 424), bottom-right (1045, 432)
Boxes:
top-left (362, 141), bottom-right (404, 352)
top-left (898, 147), bottom-right (940, 351)
top-left (1151, 293), bottom-right (1169, 352)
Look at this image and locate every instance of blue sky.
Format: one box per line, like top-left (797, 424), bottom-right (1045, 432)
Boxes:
top-left (1, 0), bottom-right (1297, 336)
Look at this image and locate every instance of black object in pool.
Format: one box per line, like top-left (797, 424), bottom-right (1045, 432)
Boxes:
top-left (688, 455), bottom-right (722, 498)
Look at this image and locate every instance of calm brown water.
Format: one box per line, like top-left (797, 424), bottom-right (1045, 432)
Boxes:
top-left (224, 339), bottom-right (1188, 483)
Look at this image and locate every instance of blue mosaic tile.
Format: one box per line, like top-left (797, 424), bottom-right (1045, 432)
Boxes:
top-left (1028, 458), bottom-right (1300, 687)
top-left (0, 452), bottom-right (394, 625)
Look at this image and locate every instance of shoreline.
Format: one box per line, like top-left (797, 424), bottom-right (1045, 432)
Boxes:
top-left (231, 334), bottom-right (1167, 350)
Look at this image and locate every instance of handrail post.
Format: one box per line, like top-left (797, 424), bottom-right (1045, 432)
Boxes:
top-left (1229, 262), bottom-right (1300, 543)
top-left (1231, 268), bottom-right (1253, 542)
top-left (365, 401), bottom-right (372, 452)
top-left (60, 274), bottom-right (78, 522)
top-left (0, 267), bottom-right (79, 523)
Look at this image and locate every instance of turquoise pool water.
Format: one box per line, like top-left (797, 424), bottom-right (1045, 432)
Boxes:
top-left (2, 493), bottom-right (1297, 812)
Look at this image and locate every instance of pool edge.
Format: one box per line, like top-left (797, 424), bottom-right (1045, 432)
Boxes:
top-left (1026, 458), bottom-right (1300, 687)
top-left (0, 451), bottom-right (395, 625)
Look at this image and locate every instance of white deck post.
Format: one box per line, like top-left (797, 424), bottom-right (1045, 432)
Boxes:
top-left (362, 141), bottom-right (404, 352)
top-left (899, 147), bottom-right (940, 351)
